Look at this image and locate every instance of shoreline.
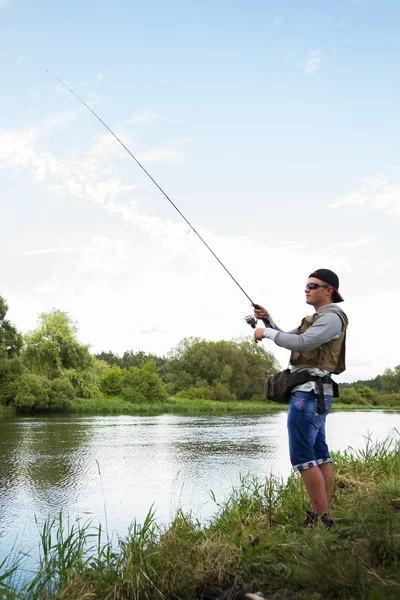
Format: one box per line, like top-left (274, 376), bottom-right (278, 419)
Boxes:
top-left (0, 397), bottom-right (399, 418)
top-left (2, 436), bottom-right (399, 599)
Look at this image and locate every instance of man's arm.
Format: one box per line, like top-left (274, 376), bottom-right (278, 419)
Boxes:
top-left (253, 305), bottom-right (297, 333)
top-left (262, 312), bottom-right (343, 351)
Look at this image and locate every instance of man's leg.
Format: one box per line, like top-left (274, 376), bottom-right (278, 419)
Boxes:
top-left (300, 465), bottom-right (329, 514)
top-left (319, 462), bottom-right (334, 508)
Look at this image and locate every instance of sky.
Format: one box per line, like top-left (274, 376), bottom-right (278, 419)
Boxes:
top-left (1, 0), bottom-right (399, 382)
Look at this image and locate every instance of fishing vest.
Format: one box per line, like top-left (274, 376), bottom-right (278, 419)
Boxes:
top-left (290, 309), bottom-right (348, 375)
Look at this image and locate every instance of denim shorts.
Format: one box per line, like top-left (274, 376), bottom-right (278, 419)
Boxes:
top-left (287, 390), bottom-right (333, 472)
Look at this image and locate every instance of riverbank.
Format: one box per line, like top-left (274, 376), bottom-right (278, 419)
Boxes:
top-left (1, 436), bottom-right (399, 599)
top-left (0, 396), bottom-right (397, 417)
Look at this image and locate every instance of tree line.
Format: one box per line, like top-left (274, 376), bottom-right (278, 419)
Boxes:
top-left (0, 296), bottom-right (279, 412)
top-left (1, 295), bottom-right (399, 412)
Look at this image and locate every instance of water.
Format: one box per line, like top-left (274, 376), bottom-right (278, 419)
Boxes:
top-left (0, 410), bottom-right (399, 570)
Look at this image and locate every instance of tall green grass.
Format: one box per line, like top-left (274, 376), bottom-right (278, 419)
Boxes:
top-left (1, 435), bottom-right (399, 599)
top-left (69, 395), bottom-right (282, 415)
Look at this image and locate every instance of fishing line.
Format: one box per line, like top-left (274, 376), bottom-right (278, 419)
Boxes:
top-left (46, 70), bottom-right (257, 307)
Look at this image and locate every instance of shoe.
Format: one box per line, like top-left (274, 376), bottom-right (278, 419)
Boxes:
top-left (303, 510), bottom-right (318, 526)
top-left (320, 513), bottom-right (335, 529)
top-left (303, 511), bottom-right (335, 529)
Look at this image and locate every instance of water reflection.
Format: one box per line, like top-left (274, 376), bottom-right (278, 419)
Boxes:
top-left (0, 411), bottom-right (399, 568)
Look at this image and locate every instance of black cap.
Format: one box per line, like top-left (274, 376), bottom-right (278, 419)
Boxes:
top-left (309, 269), bottom-right (344, 303)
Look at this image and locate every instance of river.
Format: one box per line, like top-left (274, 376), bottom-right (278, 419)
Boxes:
top-left (0, 410), bottom-right (399, 572)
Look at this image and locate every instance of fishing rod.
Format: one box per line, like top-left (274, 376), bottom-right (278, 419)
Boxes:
top-left (46, 71), bottom-right (268, 326)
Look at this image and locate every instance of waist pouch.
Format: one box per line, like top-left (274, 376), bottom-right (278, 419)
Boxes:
top-left (264, 369), bottom-right (339, 414)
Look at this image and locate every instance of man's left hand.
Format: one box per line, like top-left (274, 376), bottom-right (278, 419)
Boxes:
top-left (254, 328), bottom-right (265, 343)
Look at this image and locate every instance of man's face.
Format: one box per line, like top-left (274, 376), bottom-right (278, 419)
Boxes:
top-left (304, 277), bottom-right (333, 306)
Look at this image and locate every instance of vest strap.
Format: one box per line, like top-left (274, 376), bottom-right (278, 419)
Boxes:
top-left (309, 375), bottom-right (339, 414)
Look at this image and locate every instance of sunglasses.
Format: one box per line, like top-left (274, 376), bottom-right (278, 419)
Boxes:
top-left (306, 283), bottom-right (329, 290)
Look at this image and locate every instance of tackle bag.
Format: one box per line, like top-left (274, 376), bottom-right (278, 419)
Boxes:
top-left (264, 369), bottom-right (316, 404)
top-left (264, 369), bottom-right (339, 413)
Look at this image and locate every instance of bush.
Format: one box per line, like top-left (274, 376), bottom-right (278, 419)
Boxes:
top-left (372, 393), bottom-right (400, 407)
top-left (122, 387), bottom-right (147, 403)
top-left (62, 365), bottom-right (103, 398)
top-left (14, 373), bottom-right (51, 411)
top-left (176, 383), bottom-right (236, 402)
top-left (122, 361), bottom-right (167, 402)
top-left (101, 365), bottom-right (124, 396)
top-left (49, 378), bottom-right (76, 409)
top-left (0, 356), bottom-right (25, 405)
top-left (339, 387), bottom-right (371, 405)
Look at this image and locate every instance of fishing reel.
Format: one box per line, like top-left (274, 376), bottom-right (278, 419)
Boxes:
top-left (244, 304), bottom-right (271, 330)
top-left (244, 315), bottom-right (258, 329)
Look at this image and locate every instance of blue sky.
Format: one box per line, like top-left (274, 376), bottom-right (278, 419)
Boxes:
top-left (1, 0), bottom-right (400, 381)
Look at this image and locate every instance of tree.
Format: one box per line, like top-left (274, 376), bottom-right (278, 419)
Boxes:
top-left (122, 360), bottom-right (167, 402)
top-left (380, 366), bottom-right (400, 394)
top-left (339, 387), bottom-right (370, 405)
top-left (0, 296), bottom-right (22, 358)
top-left (120, 350), bottom-right (166, 372)
top-left (165, 337), bottom-right (279, 400)
top-left (0, 297), bottom-right (24, 405)
top-left (23, 310), bottom-right (94, 380)
top-left (93, 350), bottom-right (122, 367)
top-left (100, 365), bottom-right (124, 396)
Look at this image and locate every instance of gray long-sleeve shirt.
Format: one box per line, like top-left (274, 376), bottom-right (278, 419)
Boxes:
top-left (263, 304), bottom-right (348, 395)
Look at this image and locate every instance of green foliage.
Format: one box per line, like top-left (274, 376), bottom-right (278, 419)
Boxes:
top-left (13, 374), bottom-right (76, 411)
top-left (122, 360), bottom-right (167, 402)
top-left (0, 296), bottom-right (23, 359)
top-left (49, 378), bottom-right (76, 409)
top-left (176, 383), bottom-right (236, 402)
top-left (0, 356), bottom-right (25, 405)
top-left (340, 374), bottom-right (382, 392)
top-left (357, 385), bottom-right (374, 400)
top-left (380, 365), bottom-right (400, 394)
top-left (94, 349), bottom-right (166, 372)
top-left (339, 387), bottom-right (371, 405)
top-left (0, 297), bottom-right (24, 407)
top-left (121, 387), bottom-right (147, 403)
top-left (61, 359), bottom-right (108, 399)
top-left (14, 373), bottom-right (52, 411)
top-left (371, 393), bottom-right (400, 407)
top-left (100, 365), bottom-right (124, 396)
top-left (166, 337), bottom-right (279, 400)
top-left (23, 310), bottom-right (94, 380)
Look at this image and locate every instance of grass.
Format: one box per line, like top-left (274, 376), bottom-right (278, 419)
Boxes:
top-left (1, 436), bottom-right (399, 599)
top-left (68, 395), bottom-right (284, 415)
top-left (1, 396), bottom-right (398, 418)
top-left (68, 396), bottom-right (400, 416)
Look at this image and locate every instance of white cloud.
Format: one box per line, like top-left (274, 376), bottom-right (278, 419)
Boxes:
top-left (273, 15), bottom-right (284, 26)
top-left (126, 112), bottom-right (159, 125)
top-left (137, 138), bottom-right (190, 164)
top-left (2, 111), bottom-right (399, 382)
top-left (97, 73), bottom-right (104, 81)
top-left (322, 237), bottom-right (374, 255)
top-left (330, 171), bottom-right (400, 216)
top-left (304, 49), bottom-right (321, 75)
top-left (22, 248), bottom-right (82, 256)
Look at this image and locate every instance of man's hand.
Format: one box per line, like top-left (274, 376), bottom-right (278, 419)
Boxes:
top-left (254, 328), bottom-right (265, 343)
top-left (253, 305), bottom-right (269, 320)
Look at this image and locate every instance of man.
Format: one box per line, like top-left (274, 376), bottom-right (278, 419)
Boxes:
top-left (253, 269), bottom-right (348, 528)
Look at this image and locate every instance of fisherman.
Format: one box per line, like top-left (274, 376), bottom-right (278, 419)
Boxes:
top-left (253, 269), bottom-right (348, 528)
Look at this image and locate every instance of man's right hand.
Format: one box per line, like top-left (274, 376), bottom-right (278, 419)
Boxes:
top-left (253, 305), bottom-right (270, 320)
